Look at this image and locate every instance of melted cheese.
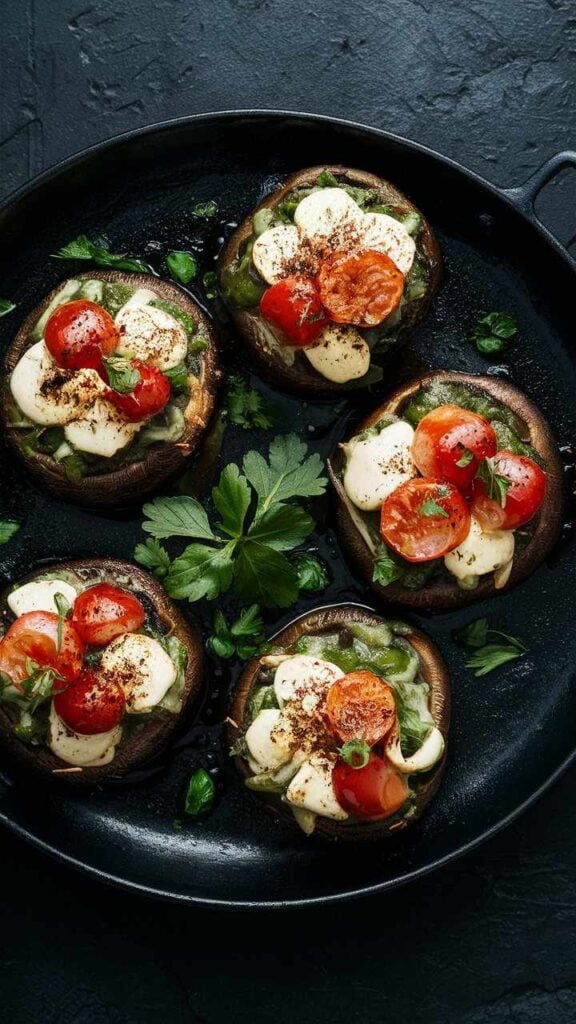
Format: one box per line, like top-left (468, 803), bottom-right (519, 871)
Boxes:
top-left (273, 655), bottom-right (343, 712)
top-left (361, 212), bottom-right (416, 274)
top-left (444, 516), bottom-right (515, 580)
top-left (99, 633), bottom-right (176, 712)
top-left (8, 578), bottom-right (78, 617)
top-left (304, 325), bottom-right (370, 383)
top-left (115, 295), bottom-right (187, 370)
top-left (10, 342), bottom-right (106, 426)
top-left (294, 188), bottom-right (363, 244)
top-left (386, 726), bottom-right (445, 773)
top-left (64, 399), bottom-right (140, 456)
top-left (342, 420), bottom-right (415, 511)
top-left (286, 755), bottom-right (348, 820)
top-left (252, 224), bottom-right (300, 284)
top-left (245, 708), bottom-right (295, 772)
top-left (48, 703), bottom-right (122, 767)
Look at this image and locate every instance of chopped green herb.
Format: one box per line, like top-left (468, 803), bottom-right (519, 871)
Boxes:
top-left (476, 457), bottom-right (510, 507)
top-left (372, 546), bottom-right (404, 588)
top-left (338, 739), bottom-right (371, 769)
top-left (419, 496), bottom-right (449, 518)
top-left (206, 604), bottom-right (265, 660)
top-left (293, 552), bottom-right (329, 592)
top-left (163, 362), bottom-right (189, 394)
top-left (52, 234), bottom-right (155, 275)
top-left (225, 375), bottom-right (280, 430)
top-left (203, 271), bottom-right (218, 299)
top-left (188, 336), bottom-right (209, 354)
top-left (0, 299), bottom-right (16, 318)
top-left (103, 356), bottom-right (140, 394)
top-left (192, 200), bottom-right (218, 218)
top-left (469, 311), bottom-right (518, 356)
top-left (0, 521), bottom-right (21, 544)
top-left (134, 537), bottom-right (171, 579)
top-left (454, 617), bottom-right (527, 676)
top-left (54, 592), bottom-right (71, 653)
top-left (455, 448), bottom-right (474, 468)
top-left (184, 768), bottom-right (216, 817)
top-left (166, 251), bottom-right (197, 285)
top-left (316, 169), bottom-right (339, 187)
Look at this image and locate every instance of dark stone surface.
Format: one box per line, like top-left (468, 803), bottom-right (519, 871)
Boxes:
top-left (0, 2), bottom-right (575, 1021)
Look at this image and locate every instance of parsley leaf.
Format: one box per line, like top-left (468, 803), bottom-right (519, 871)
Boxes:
top-left (52, 234), bottom-right (155, 275)
top-left (103, 356), bottom-right (140, 394)
top-left (166, 543), bottom-right (235, 602)
top-left (454, 617), bottom-right (527, 676)
top-left (212, 465), bottom-right (252, 538)
top-left (225, 375), bottom-right (280, 430)
top-left (469, 311), bottom-right (518, 356)
top-left (476, 457), bottom-right (510, 507)
top-left (247, 503), bottom-right (313, 551)
top-left (465, 644), bottom-right (524, 677)
top-left (243, 433), bottom-right (326, 513)
top-left (206, 604), bottom-right (265, 660)
top-left (373, 545), bottom-right (404, 587)
top-left (293, 553), bottom-right (329, 591)
top-left (166, 251), bottom-right (197, 285)
top-left (454, 617), bottom-right (489, 648)
top-left (233, 542), bottom-right (300, 607)
top-left (142, 496), bottom-right (216, 540)
top-left (184, 768), bottom-right (215, 817)
top-left (419, 497), bottom-right (449, 518)
top-left (192, 200), bottom-right (218, 218)
top-left (134, 537), bottom-right (171, 579)
top-left (455, 448), bottom-right (474, 468)
top-left (0, 521), bottom-right (21, 544)
top-left (0, 299), bottom-right (16, 317)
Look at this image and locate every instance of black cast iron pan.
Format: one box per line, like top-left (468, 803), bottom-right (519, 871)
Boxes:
top-left (0, 111), bottom-right (574, 908)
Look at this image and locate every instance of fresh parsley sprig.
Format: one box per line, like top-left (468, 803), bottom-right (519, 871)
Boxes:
top-left (52, 234), bottom-right (155, 275)
top-left (475, 457), bottom-right (510, 507)
top-left (469, 311), bottom-right (518, 356)
top-left (225, 375), bottom-right (280, 430)
top-left (454, 617), bottom-right (527, 676)
top-left (206, 605), bottom-right (265, 660)
top-left (293, 553), bottom-right (329, 592)
top-left (134, 538), bottom-right (171, 579)
top-left (139, 434), bottom-right (327, 608)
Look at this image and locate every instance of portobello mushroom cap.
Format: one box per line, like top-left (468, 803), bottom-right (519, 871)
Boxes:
top-left (218, 166), bottom-right (442, 395)
top-left (228, 604), bottom-right (450, 841)
top-left (0, 558), bottom-right (204, 785)
top-left (329, 371), bottom-right (564, 610)
top-left (1, 271), bottom-right (220, 507)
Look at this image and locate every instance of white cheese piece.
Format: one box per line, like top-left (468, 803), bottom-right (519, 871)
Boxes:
top-left (64, 398), bottom-right (140, 456)
top-left (245, 708), bottom-right (296, 772)
top-left (303, 325), bottom-right (370, 383)
top-left (342, 420), bottom-right (415, 511)
top-left (100, 633), bottom-right (177, 713)
top-left (294, 188), bottom-right (363, 244)
top-left (386, 726), bottom-right (445, 774)
top-left (8, 578), bottom-right (78, 618)
top-left (10, 341), bottom-right (106, 426)
top-left (273, 655), bottom-right (343, 711)
top-left (286, 755), bottom-right (348, 820)
top-left (444, 517), bottom-right (515, 580)
top-left (115, 287), bottom-right (159, 313)
top-left (48, 703), bottom-right (122, 767)
top-left (252, 224), bottom-right (300, 285)
top-left (115, 299), bottom-right (187, 370)
top-left (361, 212), bottom-right (416, 274)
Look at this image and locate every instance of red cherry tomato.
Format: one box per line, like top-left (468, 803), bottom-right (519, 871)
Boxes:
top-left (472, 450), bottom-right (547, 530)
top-left (332, 752), bottom-right (409, 820)
top-left (380, 478), bottom-right (471, 562)
top-left (53, 669), bottom-right (125, 735)
top-left (72, 584), bottom-right (145, 646)
top-left (316, 249), bottom-right (404, 327)
top-left (44, 300), bottom-right (119, 371)
top-left (260, 275), bottom-right (328, 347)
top-left (412, 404), bottom-right (497, 489)
top-left (0, 611), bottom-right (83, 689)
top-left (105, 360), bottom-right (170, 422)
top-left (325, 671), bottom-right (396, 746)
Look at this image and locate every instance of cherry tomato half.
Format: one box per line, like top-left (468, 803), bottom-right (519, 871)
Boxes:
top-left (316, 249), bottom-right (404, 327)
top-left (72, 584), bottom-right (146, 646)
top-left (412, 404), bottom-right (497, 489)
top-left (105, 360), bottom-right (171, 422)
top-left (53, 669), bottom-right (125, 735)
top-left (0, 611), bottom-right (84, 689)
top-left (44, 300), bottom-right (119, 371)
top-left (380, 478), bottom-right (471, 562)
top-left (332, 752), bottom-right (409, 821)
top-left (326, 671), bottom-right (396, 746)
top-left (472, 450), bottom-right (547, 530)
top-left (259, 275), bottom-right (328, 347)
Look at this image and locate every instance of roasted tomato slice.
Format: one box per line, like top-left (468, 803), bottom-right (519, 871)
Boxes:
top-left (53, 669), bottom-right (125, 735)
top-left (45, 300), bottom-right (119, 371)
top-left (332, 752), bottom-right (409, 820)
top-left (0, 611), bottom-right (84, 689)
top-left (105, 360), bottom-right (171, 422)
top-left (472, 450), bottom-right (547, 530)
top-left (412, 404), bottom-right (498, 489)
top-left (380, 478), bottom-right (471, 562)
top-left (259, 275), bottom-right (328, 347)
top-left (316, 249), bottom-right (404, 327)
top-left (326, 671), bottom-right (396, 746)
top-left (71, 584), bottom-right (146, 646)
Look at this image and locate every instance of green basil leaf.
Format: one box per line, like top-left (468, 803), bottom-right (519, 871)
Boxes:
top-left (166, 251), bottom-right (197, 285)
top-left (103, 356), bottom-right (140, 394)
top-left (184, 768), bottom-right (216, 817)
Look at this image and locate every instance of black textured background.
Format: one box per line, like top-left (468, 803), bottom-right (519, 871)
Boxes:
top-left (1, 2), bottom-right (576, 1022)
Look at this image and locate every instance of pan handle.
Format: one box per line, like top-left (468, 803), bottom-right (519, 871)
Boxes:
top-left (501, 151), bottom-right (576, 238)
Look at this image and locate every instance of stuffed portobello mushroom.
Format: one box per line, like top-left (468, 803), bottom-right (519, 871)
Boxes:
top-left (229, 606), bottom-right (449, 840)
top-left (2, 271), bottom-right (219, 506)
top-left (219, 166), bottom-right (441, 394)
top-left (0, 559), bottom-right (203, 783)
top-left (329, 372), bottom-right (563, 610)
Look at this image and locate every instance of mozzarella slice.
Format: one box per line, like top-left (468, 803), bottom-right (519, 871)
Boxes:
top-left (294, 188), bottom-right (363, 244)
top-left (8, 578), bottom-right (77, 617)
top-left (304, 325), bottom-right (370, 383)
top-left (115, 298), bottom-right (187, 370)
top-left (274, 655), bottom-right (343, 712)
top-left (100, 633), bottom-right (177, 713)
top-left (342, 420), bottom-right (415, 511)
top-left (361, 213), bottom-right (416, 274)
top-left (115, 287), bottom-right (159, 313)
top-left (286, 756), bottom-right (348, 820)
top-left (48, 703), bottom-right (122, 767)
top-left (245, 708), bottom-right (296, 772)
top-left (10, 342), bottom-right (106, 426)
top-left (252, 224), bottom-right (300, 284)
top-left (386, 726), bottom-right (445, 774)
top-left (444, 517), bottom-right (515, 580)
top-left (64, 399), bottom-right (140, 456)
